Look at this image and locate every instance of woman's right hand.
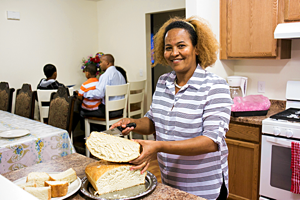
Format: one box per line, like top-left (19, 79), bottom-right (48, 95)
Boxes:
top-left (110, 118), bottom-right (135, 135)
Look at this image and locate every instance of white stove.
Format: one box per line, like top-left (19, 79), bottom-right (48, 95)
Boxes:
top-left (260, 81), bottom-right (300, 200)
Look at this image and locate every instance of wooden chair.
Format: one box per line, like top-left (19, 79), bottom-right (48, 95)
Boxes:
top-left (0, 82), bottom-right (15, 112)
top-left (37, 87), bottom-right (73, 123)
top-left (84, 83), bottom-right (130, 157)
top-left (128, 80), bottom-right (147, 140)
top-left (48, 87), bottom-right (75, 138)
top-left (14, 84), bottom-right (36, 119)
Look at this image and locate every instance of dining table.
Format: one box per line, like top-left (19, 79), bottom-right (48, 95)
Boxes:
top-left (2, 153), bottom-right (205, 200)
top-left (0, 110), bottom-right (75, 174)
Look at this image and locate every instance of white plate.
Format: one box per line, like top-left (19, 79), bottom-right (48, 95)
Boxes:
top-left (13, 172), bottom-right (82, 200)
top-left (0, 129), bottom-right (30, 138)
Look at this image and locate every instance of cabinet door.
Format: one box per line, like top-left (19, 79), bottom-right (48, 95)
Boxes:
top-left (226, 138), bottom-right (260, 200)
top-left (284, 0), bottom-right (300, 21)
top-left (230, 0), bottom-right (277, 58)
top-left (220, 0), bottom-right (291, 59)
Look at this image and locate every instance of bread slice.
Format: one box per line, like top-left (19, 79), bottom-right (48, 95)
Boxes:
top-left (85, 160), bottom-right (147, 195)
top-left (18, 181), bottom-right (37, 189)
top-left (24, 186), bottom-right (51, 200)
top-left (26, 172), bottom-right (50, 187)
top-left (45, 181), bottom-right (69, 197)
top-left (49, 168), bottom-right (77, 183)
top-left (86, 131), bottom-right (141, 162)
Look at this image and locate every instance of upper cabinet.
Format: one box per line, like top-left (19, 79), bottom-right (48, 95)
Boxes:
top-left (220, 0), bottom-right (291, 60)
top-left (284, 0), bottom-right (300, 21)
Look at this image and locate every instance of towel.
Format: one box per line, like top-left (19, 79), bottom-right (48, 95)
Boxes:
top-left (291, 141), bottom-right (300, 194)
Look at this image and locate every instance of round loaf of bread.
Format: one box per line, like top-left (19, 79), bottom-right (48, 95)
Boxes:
top-left (86, 132), bottom-right (141, 162)
top-left (85, 160), bottom-right (147, 195)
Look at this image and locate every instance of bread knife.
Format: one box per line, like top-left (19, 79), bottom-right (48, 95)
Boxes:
top-left (82, 123), bottom-right (137, 139)
top-left (103, 123), bottom-right (136, 136)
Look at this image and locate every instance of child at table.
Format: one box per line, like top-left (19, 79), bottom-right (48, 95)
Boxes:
top-left (72, 63), bottom-right (101, 132)
top-left (76, 63), bottom-right (101, 111)
top-left (37, 64), bottom-right (65, 89)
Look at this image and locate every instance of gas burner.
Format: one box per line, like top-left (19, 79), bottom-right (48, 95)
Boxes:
top-left (287, 114), bottom-right (300, 119)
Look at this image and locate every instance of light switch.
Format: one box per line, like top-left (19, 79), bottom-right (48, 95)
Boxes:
top-left (7, 11), bottom-right (20, 20)
top-left (139, 69), bottom-right (143, 77)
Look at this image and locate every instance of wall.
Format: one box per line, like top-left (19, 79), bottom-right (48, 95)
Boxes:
top-left (96, 0), bottom-right (185, 109)
top-left (0, 0), bottom-right (99, 100)
top-left (186, 0), bottom-right (300, 101)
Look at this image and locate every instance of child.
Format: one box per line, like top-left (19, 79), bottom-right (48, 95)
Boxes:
top-left (77, 63), bottom-right (101, 112)
top-left (37, 64), bottom-right (65, 89)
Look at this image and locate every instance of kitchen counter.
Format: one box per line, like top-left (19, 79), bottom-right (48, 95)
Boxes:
top-left (230, 100), bottom-right (286, 125)
top-left (2, 153), bottom-right (205, 200)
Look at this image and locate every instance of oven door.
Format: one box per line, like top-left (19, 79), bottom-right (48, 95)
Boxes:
top-left (260, 135), bottom-right (300, 200)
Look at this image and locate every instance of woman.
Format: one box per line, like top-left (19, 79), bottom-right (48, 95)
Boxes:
top-left (111, 16), bottom-right (232, 200)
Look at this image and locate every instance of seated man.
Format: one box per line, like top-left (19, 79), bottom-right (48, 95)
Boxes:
top-left (37, 64), bottom-right (65, 89)
top-left (82, 54), bottom-right (126, 118)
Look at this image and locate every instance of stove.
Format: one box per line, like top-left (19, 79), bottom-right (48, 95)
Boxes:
top-left (260, 81), bottom-right (300, 200)
top-left (262, 81), bottom-right (300, 140)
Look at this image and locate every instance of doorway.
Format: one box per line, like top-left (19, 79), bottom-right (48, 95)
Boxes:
top-left (150, 9), bottom-right (185, 94)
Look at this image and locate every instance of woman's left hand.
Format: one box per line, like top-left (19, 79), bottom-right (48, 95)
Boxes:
top-left (129, 139), bottom-right (159, 174)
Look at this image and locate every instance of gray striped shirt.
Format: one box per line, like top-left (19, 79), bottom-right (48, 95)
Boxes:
top-left (145, 65), bottom-right (232, 200)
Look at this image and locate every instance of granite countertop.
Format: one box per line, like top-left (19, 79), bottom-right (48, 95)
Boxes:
top-left (2, 153), bottom-right (204, 200)
top-left (230, 100), bottom-right (286, 126)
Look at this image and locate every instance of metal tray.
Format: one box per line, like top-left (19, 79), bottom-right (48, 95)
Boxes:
top-left (231, 110), bottom-right (269, 117)
top-left (80, 171), bottom-right (157, 200)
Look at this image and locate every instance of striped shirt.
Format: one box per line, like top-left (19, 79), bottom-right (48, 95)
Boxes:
top-left (145, 65), bottom-right (233, 200)
top-left (78, 78), bottom-right (101, 111)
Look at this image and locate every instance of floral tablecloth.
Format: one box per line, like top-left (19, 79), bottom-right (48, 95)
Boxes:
top-left (0, 110), bottom-right (75, 174)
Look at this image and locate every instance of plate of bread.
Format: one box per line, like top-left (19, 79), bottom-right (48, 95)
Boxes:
top-left (81, 132), bottom-right (158, 199)
top-left (14, 168), bottom-right (81, 200)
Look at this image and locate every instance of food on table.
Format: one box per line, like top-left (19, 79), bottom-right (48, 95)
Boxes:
top-left (49, 168), bottom-right (77, 183)
top-left (24, 186), bottom-right (51, 200)
top-left (19, 168), bottom-right (77, 199)
top-left (86, 131), bottom-right (141, 162)
top-left (85, 160), bottom-right (147, 195)
top-left (26, 172), bottom-right (50, 187)
top-left (45, 181), bottom-right (69, 197)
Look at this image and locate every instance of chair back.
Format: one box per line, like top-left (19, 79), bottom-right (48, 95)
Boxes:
top-left (48, 87), bottom-right (75, 135)
top-left (14, 84), bottom-right (36, 119)
top-left (104, 83), bottom-right (130, 129)
top-left (128, 80), bottom-right (146, 139)
top-left (0, 82), bottom-right (15, 112)
top-left (128, 80), bottom-right (146, 118)
top-left (37, 87), bottom-right (73, 123)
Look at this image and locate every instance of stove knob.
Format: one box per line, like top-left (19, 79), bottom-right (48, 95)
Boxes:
top-left (274, 127), bottom-right (280, 136)
top-left (286, 130), bottom-right (293, 138)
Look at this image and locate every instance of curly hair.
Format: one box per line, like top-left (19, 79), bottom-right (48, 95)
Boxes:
top-left (152, 16), bottom-right (219, 69)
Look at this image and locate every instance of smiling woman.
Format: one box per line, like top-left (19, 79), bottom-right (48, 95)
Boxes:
top-left (110, 16), bottom-right (233, 200)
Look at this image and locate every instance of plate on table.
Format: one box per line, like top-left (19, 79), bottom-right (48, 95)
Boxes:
top-left (80, 171), bottom-right (157, 200)
top-left (13, 172), bottom-right (82, 200)
top-left (0, 129), bottom-right (30, 138)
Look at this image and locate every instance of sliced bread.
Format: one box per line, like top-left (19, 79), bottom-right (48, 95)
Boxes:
top-left (45, 181), bottom-right (69, 197)
top-left (26, 172), bottom-right (50, 187)
top-left (85, 160), bottom-right (146, 195)
top-left (49, 168), bottom-right (77, 183)
top-left (24, 186), bottom-right (51, 200)
top-left (18, 180), bottom-right (37, 189)
top-left (86, 131), bottom-right (141, 162)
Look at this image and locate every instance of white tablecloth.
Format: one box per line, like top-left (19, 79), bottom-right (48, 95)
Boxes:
top-left (0, 110), bottom-right (75, 174)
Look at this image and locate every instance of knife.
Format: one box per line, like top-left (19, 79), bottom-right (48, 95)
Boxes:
top-left (102, 123), bottom-right (136, 136)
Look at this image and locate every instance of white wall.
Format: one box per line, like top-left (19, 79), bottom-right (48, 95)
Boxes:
top-left (186, 0), bottom-right (300, 100)
top-left (0, 0), bottom-right (99, 94)
top-left (96, 0), bottom-right (185, 109)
